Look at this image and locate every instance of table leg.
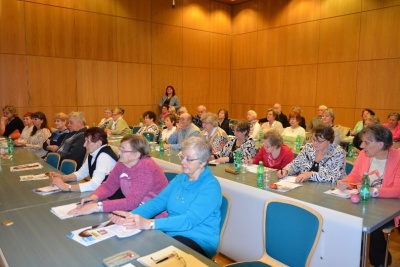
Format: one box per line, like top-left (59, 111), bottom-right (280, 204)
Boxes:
top-left (361, 232), bottom-right (369, 267)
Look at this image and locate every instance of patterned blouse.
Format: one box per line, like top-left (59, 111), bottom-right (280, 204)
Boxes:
top-left (137, 124), bottom-right (160, 141)
top-left (217, 137), bottom-right (257, 163)
top-left (25, 128), bottom-right (52, 158)
top-left (200, 127), bottom-right (228, 155)
top-left (283, 143), bottom-right (346, 183)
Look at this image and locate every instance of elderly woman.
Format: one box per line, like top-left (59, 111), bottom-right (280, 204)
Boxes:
top-left (247, 110), bottom-right (260, 140)
top-left (218, 109), bottom-right (230, 134)
top-left (23, 112), bottom-right (52, 158)
top-left (13, 112), bottom-right (34, 146)
top-left (248, 130), bottom-right (294, 170)
top-left (261, 108), bottom-right (284, 134)
top-left (68, 134), bottom-right (168, 216)
top-left (43, 112), bottom-right (69, 153)
top-left (158, 85), bottom-right (181, 110)
top-left (337, 125), bottom-right (400, 267)
top-left (292, 106), bottom-right (306, 129)
top-left (200, 112), bottom-right (228, 155)
top-left (98, 108), bottom-right (113, 129)
top-left (321, 108), bottom-right (341, 145)
top-left (50, 127), bottom-right (119, 195)
top-left (109, 137), bottom-right (222, 258)
top-left (215, 120), bottom-right (257, 163)
top-left (281, 112), bottom-right (306, 149)
top-left (383, 112), bottom-right (400, 141)
top-left (277, 124), bottom-right (346, 183)
top-left (0, 105), bottom-right (24, 139)
top-left (160, 114), bottom-right (177, 142)
top-left (353, 115), bottom-right (380, 151)
top-left (105, 107), bottom-right (130, 137)
top-left (137, 111), bottom-right (160, 141)
top-left (351, 108), bottom-right (375, 135)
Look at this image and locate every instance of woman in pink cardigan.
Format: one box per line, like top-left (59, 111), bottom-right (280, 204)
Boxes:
top-left (337, 125), bottom-right (400, 267)
top-left (69, 134), bottom-right (168, 217)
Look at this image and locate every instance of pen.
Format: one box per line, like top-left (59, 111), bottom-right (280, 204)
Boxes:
top-left (155, 253), bottom-right (175, 264)
top-left (75, 200), bottom-right (93, 205)
top-left (111, 212), bottom-right (126, 219)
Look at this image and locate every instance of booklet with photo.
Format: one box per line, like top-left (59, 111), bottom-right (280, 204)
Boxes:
top-left (20, 172), bottom-right (50, 182)
top-left (67, 221), bottom-right (141, 246)
top-left (33, 185), bottom-right (61, 196)
top-left (137, 245), bottom-right (208, 267)
top-left (11, 163), bottom-right (43, 172)
top-left (324, 188), bottom-right (358, 199)
top-left (267, 176), bottom-right (302, 192)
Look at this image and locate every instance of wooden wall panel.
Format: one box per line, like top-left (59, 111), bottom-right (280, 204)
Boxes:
top-left (25, 3), bottom-right (75, 58)
top-left (0, 54), bottom-right (28, 108)
top-left (151, 0), bottom-right (183, 27)
top-left (362, 0), bottom-right (400, 11)
top-left (257, 27), bottom-right (286, 67)
top-left (182, 67), bottom-right (210, 104)
top-left (231, 69), bottom-right (256, 104)
top-left (284, 21), bottom-right (319, 65)
top-left (316, 62), bottom-right (358, 108)
top-left (75, 11), bottom-right (117, 61)
top-left (257, 0), bottom-right (289, 30)
top-left (74, 0), bottom-right (116, 15)
top-left (0, 0), bottom-right (25, 54)
top-left (256, 67), bottom-right (285, 105)
top-left (285, 0), bottom-right (321, 25)
top-left (151, 65), bottom-right (183, 107)
top-left (183, 29), bottom-right (210, 68)
top-left (330, 108), bottom-right (355, 128)
top-left (118, 63), bottom-right (152, 105)
top-left (151, 24), bottom-right (183, 65)
top-left (182, 0), bottom-right (210, 31)
top-left (210, 33), bottom-right (230, 69)
top-left (76, 60), bottom-right (117, 106)
top-left (232, 32), bottom-right (257, 69)
top-left (232, 0), bottom-right (258, 35)
top-left (117, 18), bottom-right (151, 63)
top-left (281, 65), bottom-right (318, 107)
top-left (24, 0), bottom-right (74, 8)
top-left (359, 6), bottom-right (400, 60)
top-left (356, 59), bottom-right (400, 110)
top-left (318, 14), bottom-right (360, 63)
top-left (116, 0), bottom-right (151, 21)
top-left (210, 1), bottom-right (231, 35)
top-left (320, 0), bottom-right (361, 19)
top-left (209, 69), bottom-right (230, 104)
top-left (28, 56), bottom-right (77, 107)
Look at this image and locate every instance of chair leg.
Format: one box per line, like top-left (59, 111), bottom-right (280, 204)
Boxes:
top-left (383, 227), bottom-right (396, 267)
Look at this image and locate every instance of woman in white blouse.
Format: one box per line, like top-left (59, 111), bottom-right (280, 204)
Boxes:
top-left (25, 112), bottom-right (51, 158)
top-left (13, 112), bottom-right (34, 146)
top-left (281, 112), bottom-right (306, 148)
top-left (261, 108), bottom-right (284, 134)
top-left (161, 114), bottom-right (176, 142)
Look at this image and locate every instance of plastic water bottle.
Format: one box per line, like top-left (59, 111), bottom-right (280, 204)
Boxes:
top-left (159, 138), bottom-right (164, 156)
top-left (139, 117), bottom-right (143, 126)
top-left (347, 141), bottom-right (354, 158)
top-left (295, 135), bottom-right (301, 152)
top-left (360, 172), bottom-right (370, 202)
top-left (92, 122), bottom-right (96, 127)
top-left (258, 130), bottom-right (263, 142)
top-left (7, 138), bottom-right (14, 155)
top-left (234, 150), bottom-right (241, 172)
top-left (257, 161), bottom-right (264, 189)
top-left (145, 133), bottom-right (151, 142)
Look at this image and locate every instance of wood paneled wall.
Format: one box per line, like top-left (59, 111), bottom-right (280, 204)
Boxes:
top-left (231, 0), bottom-right (400, 128)
top-left (0, 0), bottom-right (231, 125)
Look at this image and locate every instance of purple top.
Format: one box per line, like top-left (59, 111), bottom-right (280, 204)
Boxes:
top-left (93, 157), bottom-right (168, 212)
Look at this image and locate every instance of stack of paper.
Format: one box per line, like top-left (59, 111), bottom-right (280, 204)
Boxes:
top-left (51, 203), bottom-right (78, 219)
top-left (267, 176), bottom-right (302, 192)
top-left (33, 185), bottom-right (61, 196)
top-left (324, 188), bottom-right (358, 199)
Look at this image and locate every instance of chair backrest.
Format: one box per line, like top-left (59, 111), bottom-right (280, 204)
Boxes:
top-left (213, 192), bottom-right (232, 259)
top-left (46, 152), bottom-right (60, 169)
top-left (142, 132), bottom-right (155, 142)
top-left (132, 126), bottom-right (141, 134)
top-left (164, 171), bottom-right (179, 183)
top-left (59, 159), bottom-right (77, 175)
top-left (346, 162), bottom-right (354, 175)
top-left (263, 198), bottom-right (323, 267)
top-left (335, 124), bottom-right (351, 138)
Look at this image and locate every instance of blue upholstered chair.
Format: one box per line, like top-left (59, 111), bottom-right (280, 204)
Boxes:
top-left (132, 126), bottom-right (141, 134)
top-left (164, 171), bottom-right (179, 183)
top-left (213, 192), bottom-right (232, 260)
top-left (46, 152), bottom-right (60, 169)
top-left (59, 159), bottom-right (77, 175)
top-left (226, 198), bottom-right (323, 267)
top-left (346, 162), bottom-right (354, 175)
top-left (142, 132), bottom-right (155, 142)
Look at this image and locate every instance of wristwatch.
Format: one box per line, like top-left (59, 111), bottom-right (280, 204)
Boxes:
top-left (97, 201), bottom-right (103, 212)
top-left (68, 184), bottom-right (72, 192)
top-left (372, 188), bottom-right (379, 198)
top-left (149, 219), bottom-right (155, 230)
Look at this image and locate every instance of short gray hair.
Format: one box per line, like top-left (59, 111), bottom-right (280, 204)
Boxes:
top-left (182, 137), bottom-right (211, 164)
top-left (247, 110), bottom-right (257, 119)
top-left (68, 111), bottom-right (86, 125)
top-left (201, 112), bottom-right (218, 127)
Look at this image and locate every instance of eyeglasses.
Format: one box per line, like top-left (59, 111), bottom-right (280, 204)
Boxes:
top-left (312, 137), bottom-right (326, 144)
top-left (118, 146), bottom-right (135, 153)
top-left (151, 251), bottom-right (186, 266)
top-left (178, 154), bottom-right (199, 162)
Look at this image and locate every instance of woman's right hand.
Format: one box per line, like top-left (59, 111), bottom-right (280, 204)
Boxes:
top-left (277, 169), bottom-right (288, 178)
top-left (336, 180), bottom-right (349, 191)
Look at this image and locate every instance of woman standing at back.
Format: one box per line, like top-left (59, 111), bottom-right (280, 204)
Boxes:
top-left (158, 86), bottom-right (181, 111)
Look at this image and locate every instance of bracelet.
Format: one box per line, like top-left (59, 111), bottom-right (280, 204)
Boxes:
top-left (68, 184), bottom-right (71, 192)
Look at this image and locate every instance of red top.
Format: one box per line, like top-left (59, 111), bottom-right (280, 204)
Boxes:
top-left (252, 144), bottom-right (294, 170)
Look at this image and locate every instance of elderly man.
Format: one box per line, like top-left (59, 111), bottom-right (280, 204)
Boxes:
top-left (51, 127), bottom-right (122, 199)
top-left (165, 112), bottom-right (200, 151)
top-left (193, 105), bottom-right (207, 129)
top-left (56, 111), bottom-right (87, 169)
top-left (273, 103), bottom-right (289, 128)
top-left (105, 107), bottom-right (130, 137)
top-left (308, 105), bottom-right (327, 131)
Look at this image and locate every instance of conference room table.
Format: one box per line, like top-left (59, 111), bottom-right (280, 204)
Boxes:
top-left (151, 149), bottom-right (400, 267)
top-left (0, 148), bottom-right (219, 267)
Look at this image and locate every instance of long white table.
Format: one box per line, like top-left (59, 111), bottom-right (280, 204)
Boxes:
top-left (152, 151), bottom-right (400, 267)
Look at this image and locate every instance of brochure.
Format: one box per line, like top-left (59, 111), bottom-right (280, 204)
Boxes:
top-left (11, 163), bottom-right (43, 172)
top-left (33, 185), bottom-right (61, 196)
top-left (20, 173), bottom-right (50, 182)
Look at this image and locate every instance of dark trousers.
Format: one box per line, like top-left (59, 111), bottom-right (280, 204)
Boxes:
top-left (173, 235), bottom-right (208, 258)
top-left (369, 220), bottom-right (393, 267)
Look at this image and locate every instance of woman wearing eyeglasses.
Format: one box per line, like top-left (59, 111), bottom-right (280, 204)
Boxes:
top-left (248, 130), bottom-right (294, 170)
top-left (109, 137), bottom-right (222, 259)
top-left (277, 124), bottom-right (346, 183)
top-left (68, 134), bottom-right (168, 217)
